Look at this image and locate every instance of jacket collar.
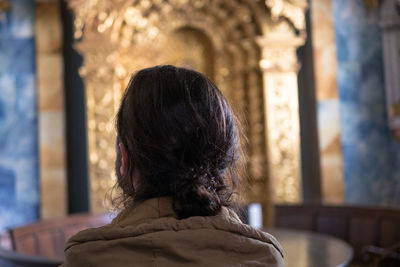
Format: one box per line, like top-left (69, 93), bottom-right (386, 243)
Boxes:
top-left (111, 197), bottom-right (178, 227)
top-left (111, 197), bottom-right (243, 227)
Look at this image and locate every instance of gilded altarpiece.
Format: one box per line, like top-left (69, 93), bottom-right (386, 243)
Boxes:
top-left (68, 0), bottom-right (307, 224)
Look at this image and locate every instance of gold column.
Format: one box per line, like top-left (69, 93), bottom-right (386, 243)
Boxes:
top-left (257, 30), bottom-right (305, 205)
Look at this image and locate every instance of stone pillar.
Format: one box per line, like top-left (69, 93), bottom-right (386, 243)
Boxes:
top-left (257, 30), bottom-right (304, 208)
top-left (35, 1), bottom-right (67, 219)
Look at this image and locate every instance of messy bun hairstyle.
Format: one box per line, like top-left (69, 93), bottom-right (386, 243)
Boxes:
top-left (115, 65), bottom-right (243, 219)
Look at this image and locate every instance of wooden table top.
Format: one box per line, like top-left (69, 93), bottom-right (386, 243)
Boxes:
top-left (266, 228), bottom-right (353, 267)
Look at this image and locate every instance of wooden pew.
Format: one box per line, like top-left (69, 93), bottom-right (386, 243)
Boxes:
top-left (0, 213), bottom-right (113, 266)
top-left (8, 213), bottom-right (112, 259)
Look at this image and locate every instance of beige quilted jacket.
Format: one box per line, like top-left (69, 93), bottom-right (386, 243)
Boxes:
top-left (62, 197), bottom-right (284, 267)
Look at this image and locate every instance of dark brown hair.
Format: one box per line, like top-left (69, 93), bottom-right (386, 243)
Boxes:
top-left (115, 65), bottom-right (243, 218)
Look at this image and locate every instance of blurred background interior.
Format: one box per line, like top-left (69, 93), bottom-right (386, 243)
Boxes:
top-left (0, 0), bottom-right (400, 266)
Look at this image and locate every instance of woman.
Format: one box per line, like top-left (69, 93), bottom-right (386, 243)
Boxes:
top-left (63, 65), bottom-right (284, 266)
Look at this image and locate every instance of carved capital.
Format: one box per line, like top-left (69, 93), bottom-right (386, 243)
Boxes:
top-left (265, 0), bottom-right (307, 34)
top-left (257, 34), bottom-right (304, 72)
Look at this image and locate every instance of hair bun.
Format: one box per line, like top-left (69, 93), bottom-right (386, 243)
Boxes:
top-left (173, 170), bottom-right (222, 218)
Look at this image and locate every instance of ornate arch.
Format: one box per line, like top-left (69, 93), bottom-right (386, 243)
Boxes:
top-left (68, 0), bottom-right (307, 224)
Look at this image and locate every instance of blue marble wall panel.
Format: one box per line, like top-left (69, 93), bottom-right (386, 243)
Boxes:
top-left (0, 0), bottom-right (39, 230)
top-left (333, 0), bottom-right (400, 206)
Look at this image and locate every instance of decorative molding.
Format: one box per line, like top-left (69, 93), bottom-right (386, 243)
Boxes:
top-left (265, 0), bottom-right (307, 36)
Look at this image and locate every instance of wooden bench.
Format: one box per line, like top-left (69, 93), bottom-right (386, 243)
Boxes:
top-left (0, 213), bottom-right (113, 266)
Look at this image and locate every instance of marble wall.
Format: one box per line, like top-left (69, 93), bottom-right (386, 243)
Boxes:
top-left (311, 0), bottom-right (344, 203)
top-left (0, 0), bottom-right (39, 230)
top-left (333, 0), bottom-right (400, 206)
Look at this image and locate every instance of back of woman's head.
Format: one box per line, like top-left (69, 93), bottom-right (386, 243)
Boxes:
top-left (116, 65), bottom-right (242, 218)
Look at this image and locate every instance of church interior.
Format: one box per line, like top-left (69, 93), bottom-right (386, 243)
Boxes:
top-left (0, 0), bottom-right (400, 266)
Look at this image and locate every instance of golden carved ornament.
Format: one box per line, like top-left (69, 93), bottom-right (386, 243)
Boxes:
top-left (265, 0), bottom-right (307, 35)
